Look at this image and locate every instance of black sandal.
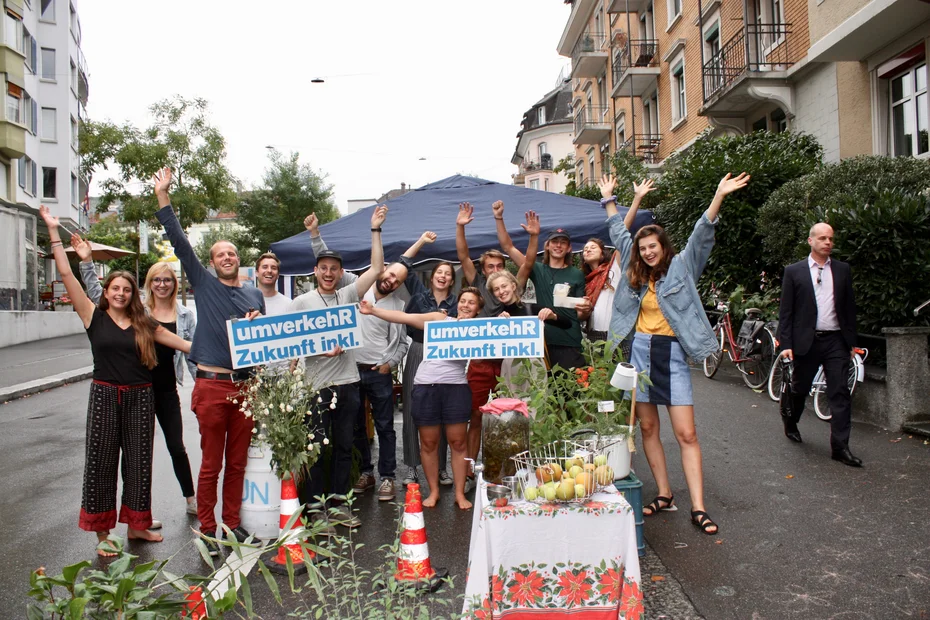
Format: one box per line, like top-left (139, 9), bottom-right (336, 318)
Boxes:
top-left (643, 495), bottom-right (677, 516)
top-left (690, 510), bottom-right (718, 535)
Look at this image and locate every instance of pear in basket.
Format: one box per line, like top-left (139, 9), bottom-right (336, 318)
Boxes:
top-left (575, 471), bottom-right (595, 494)
top-left (594, 465), bottom-right (614, 485)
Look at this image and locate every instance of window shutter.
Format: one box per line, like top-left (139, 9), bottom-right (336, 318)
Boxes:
top-left (31, 37), bottom-right (37, 70)
top-left (31, 98), bottom-right (37, 133)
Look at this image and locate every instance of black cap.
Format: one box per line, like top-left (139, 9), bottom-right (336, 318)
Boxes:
top-left (316, 249), bottom-right (343, 265)
top-left (546, 228), bottom-right (571, 243)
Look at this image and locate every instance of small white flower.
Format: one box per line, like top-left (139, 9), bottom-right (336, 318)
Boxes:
top-left (286, 405), bottom-right (293, 413)
top-left (251, 427), bottom-right (257, 434)
top-left (258, 434), bottom-right (266, 440)
top-left (323, 438), bottom-right (329, 445)
top-left (293, 369), bottom-right (301, 377)
top-left (232, 399), bottom-right (238, 405)
top-left (279, 403), bottom-right (286, 412)
top-left (332, 395), bottom-right (338, 404)
top-left (329, 402), bottom-right (337, 410)
top-left (317, 396), bottom-right (323, 403)
top-left (243, 410), bottom-right (252, 418)
top-left (308, 433), bottom-right (315, 440)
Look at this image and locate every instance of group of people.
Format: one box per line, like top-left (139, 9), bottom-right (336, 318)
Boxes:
top-left (45, 160), bottom-right (864, 556)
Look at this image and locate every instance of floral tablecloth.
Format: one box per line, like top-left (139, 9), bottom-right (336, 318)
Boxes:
top-left (463, 480), bottom-right (643, 619)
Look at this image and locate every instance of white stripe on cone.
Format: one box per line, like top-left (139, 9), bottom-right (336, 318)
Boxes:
top-left (398, 542), bottom-right (430, 562)
top-left (280, 498), bottom-right (300, 515)
top-left (402, 511), bottom-right (425, 530)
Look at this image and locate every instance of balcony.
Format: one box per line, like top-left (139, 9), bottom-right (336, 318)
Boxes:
top-left (620, 134), bottom-right (662, 164)
top-left (611, 39), bottom-right (660, 98)
top-left (573, 105), bottom-right (612, 145)
top-left (521, 155), bottom-right (554, 174)
top-left (571, 32), bottom-right (609, 79)
top-left (700, 23), bottom-right (801, 116)
top-left (607, 0), bottom-right (651, 13)
top-left (77, 48), bottom-right (89, 105)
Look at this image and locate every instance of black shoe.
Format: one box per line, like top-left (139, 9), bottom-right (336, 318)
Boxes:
top-left (831, 448), bottom-right (863, 467)
top-left (199, 531), bottom-right (220, 557)
top-left (783, 419), bottom-right (802, 443)
top-left (229, 526), bottom-right (253, 543)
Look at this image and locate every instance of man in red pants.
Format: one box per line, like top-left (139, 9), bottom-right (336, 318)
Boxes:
top-left (154, 167), bottom-right (265, 556)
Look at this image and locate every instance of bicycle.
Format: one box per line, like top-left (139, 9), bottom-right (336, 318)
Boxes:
top-left (702, 305), bottom-right (778, 390)
top-left (767, 347), bottom-right (868, 420)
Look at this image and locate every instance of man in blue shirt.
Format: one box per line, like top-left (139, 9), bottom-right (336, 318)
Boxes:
top-left (154, 167), bottom-right (264, 556)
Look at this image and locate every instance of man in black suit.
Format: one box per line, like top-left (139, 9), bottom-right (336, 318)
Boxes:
top-left (777, 222), bottom-right (862, 467)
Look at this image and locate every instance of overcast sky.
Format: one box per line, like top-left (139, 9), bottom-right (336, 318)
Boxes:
top-left (80, 1), bottom-right (572, 215)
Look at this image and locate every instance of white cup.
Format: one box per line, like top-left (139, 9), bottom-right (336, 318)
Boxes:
top-left (610, 362), bottom-right (637, 390)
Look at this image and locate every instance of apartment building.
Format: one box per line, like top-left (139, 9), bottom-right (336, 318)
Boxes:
top-left (511, 81), bottom-right (576, 193)
top-left (1, 0), bottom-right (87, 227)
top-left (557, 0), bottom-right (929, 180)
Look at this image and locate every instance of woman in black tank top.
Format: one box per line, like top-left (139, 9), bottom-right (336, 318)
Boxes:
top-left (41, 206), bottom-right (191, 557)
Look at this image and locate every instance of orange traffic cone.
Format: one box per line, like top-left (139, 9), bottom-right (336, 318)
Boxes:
top-left (269, 475), bottom-right (312, 574)
top-left (395, 483), bottom-right (448, 592)
top-left (184, 586), bottom-right (206, 620)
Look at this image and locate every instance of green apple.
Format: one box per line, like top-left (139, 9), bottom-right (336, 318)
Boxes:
top-left (575, 484), bottom-right (586, 498)
top-left (524, 486), bottom-right (539, 501)
top-left (569, 465), bottom-right (584, 479)
top-left (594, 454), bottom-right (608, 467)
top-left (543, 484), bottom-right (557, 502)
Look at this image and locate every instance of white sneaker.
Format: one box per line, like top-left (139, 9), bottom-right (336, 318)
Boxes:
top-left (149, 519), bottom-right (163, 530)
top-left (186, 499), bottom-right (198, 516)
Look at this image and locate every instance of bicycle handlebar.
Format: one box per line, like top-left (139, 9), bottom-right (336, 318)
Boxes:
top-left (914, 299), bottom-right (930, 316)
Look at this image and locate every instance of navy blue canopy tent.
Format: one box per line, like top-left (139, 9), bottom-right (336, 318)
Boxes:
top-left (270, 175), bottom-right (655, 275)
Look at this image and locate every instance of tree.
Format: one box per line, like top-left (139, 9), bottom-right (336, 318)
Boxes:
top-left (236, 150), bottom-right (339, 255)
top-left (193, 222), bottom-right (259, 269)
top-left (80, 217), bottom-right (159, 284)
top-left (81, 96), bottom-right (237, 229)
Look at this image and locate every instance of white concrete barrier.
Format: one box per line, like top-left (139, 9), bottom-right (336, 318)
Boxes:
top-left (0, 311), bottom-right (85, 347)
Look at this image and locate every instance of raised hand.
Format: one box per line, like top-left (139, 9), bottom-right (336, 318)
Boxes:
top-left (153, 167), bottom-right (172, 196)
top-left (419, 231), bottom-right (437, 245)
top-left (38, 205), bottom-right (59, 230)
top-left (304, 213), bottom-right (319, 235)
top-left (492, 200), bottom-right (504, 219)
top-left (358, 300), bottom-right (374, 315)
top-left (71, 233), bottom-right (92, 262)
top-left (371, 205), bottom-right (388, 229)
top-left (521, 210), bottom-right (541, 236)
top-left (716, 172), bottom-right (751, 197)
top-left (598, 175), bottom-right (618, 199)
top-left (456, 203), bottom-right (475, 226)
top-left (633, 178), bottom-right (657, 199)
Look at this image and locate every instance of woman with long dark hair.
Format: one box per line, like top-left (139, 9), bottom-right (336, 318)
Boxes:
top-left (397, 233), bottom-right (458, 487)
top-left (600, 172), bottom-right (749, 536)
top-left (40, 206), bottom-right (191, 556)
top-left (77, 249), bottom-right (198, 517)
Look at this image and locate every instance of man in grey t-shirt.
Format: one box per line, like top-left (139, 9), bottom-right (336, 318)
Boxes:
top-left (288, 205), bottom-right (388, 528)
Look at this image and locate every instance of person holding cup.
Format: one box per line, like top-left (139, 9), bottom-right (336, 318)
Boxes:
top-left (600, 172), bottom-right (750, 536)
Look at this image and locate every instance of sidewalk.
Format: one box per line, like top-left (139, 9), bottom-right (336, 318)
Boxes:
top-left (0, 334), bottom-right (92, 402)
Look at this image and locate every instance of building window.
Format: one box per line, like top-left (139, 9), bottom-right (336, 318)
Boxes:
top-left (40, 0), bottom-right (55, 22)
top-left (23, 27), bottom-right (36, 73)
top-left (41, 107), bottom-right (56, 141)
top-left (41, 47), bottom-right (55, 81)
top-left (537, 106), bottom-right (546, 125)
top-left (6, 83), bottom-right (23, 124)
top-left (42, 167), bottom-right (56, 199)
top-left (24, 92), bottom-right (37, 134)
top-left (69, 3), bottom-right (80, 43)
top-left (17, 157), bottom-right (25, 189)
top-left (589, 158), bottom-right (596, 184)
top-left (538, 142), bottom-right (548, 162)
top-left (890, 63), bottom-right (928, 157)
top-left (667, 0), bottom-right (682, 26)
top-left (71, 173), bottom-right (78, 206)
top-left (71, 115), bottom-right (78, 148)
top-left (771, 108), bottom-right (788, 133)
top-left (19, 157), bottom-right (36, 196)
top-left (671, 60), bottom-right (686, 123)
top-left (530, 179), bottom-right (539, 190)
top-left (643, 90), bottom-right (660, 135)
top-left (5, 10), bottom-right (23, 53)
top-left (544, 178), bottom-right (550, 192)
top-left (70, 59), bottom-right (76, 93)
top-left (752, 116), bottom-right (768, 132)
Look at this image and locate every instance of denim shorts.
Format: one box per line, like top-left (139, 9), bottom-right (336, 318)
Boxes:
top-left (411, 383), bottom-right (472, 426)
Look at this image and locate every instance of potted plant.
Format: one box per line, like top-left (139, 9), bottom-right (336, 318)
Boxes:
top-left (54, 295), bottom-right (72, 312)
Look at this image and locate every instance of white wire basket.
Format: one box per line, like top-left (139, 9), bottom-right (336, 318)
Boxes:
top-left (511, 439), bottom-right (617, 504)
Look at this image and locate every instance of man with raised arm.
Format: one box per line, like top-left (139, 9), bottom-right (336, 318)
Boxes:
top-left (289, 205), bottom-right (388, 528)
top-left (153, 167), bottom-right (264, 556)
top-left (303, 212), bottom-right (409, 502)
top-left (495, 200), bottom-right (592, 370)
top-left (455, 202), bottom-right (507, 318)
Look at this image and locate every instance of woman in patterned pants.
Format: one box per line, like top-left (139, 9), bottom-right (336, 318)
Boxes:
top-left (40, 206), bottom-right (191, 556)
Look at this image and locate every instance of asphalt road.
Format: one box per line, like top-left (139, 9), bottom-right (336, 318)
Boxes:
top-left (1, 363), bottom-right (928, 618)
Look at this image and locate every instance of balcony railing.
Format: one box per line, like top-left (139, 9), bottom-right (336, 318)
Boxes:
top-left (572, 32), bottom-right (609, 78)
top-left (613, 39), bottom-right (660, 77)
top-left (620, 134), bottom-right (662, 164)
top-left (702, 23), bottom-right (798, 102)
top-left (572, 31), bottom-right (608, 58)
top-left (521, 156), bottom-right (554, 174)
top-left (574, 105), bottom-right (610, 135)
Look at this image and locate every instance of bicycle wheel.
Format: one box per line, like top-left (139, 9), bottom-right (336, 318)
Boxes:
top-left (703, 326), bottom-right (724, 378)
top-left (739, 329), bottom-right (774, 389)
top-left (814, 360), bottom-right (859, 420)
top-left (767, 354), bottom-right (784, 402)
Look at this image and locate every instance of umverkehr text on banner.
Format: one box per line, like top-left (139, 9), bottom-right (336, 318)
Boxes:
top-left (226, 304), bottom-right (363, 370)
top-left (423, 316), bottom-right (544, 361)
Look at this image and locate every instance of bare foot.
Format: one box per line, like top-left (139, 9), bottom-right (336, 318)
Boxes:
top-left (127, 528), bottom-right (164, 542)
top-left (422, 493), bottom-right (440, 508)
top-left (455, 496), bottom-right (473, 510)
top-left (96, 532), bottom-right (117, 557)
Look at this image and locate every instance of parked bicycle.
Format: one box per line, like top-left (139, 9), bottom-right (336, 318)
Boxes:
top-left (767, 347), bottom-right (868, 420)
top-left (702, 304), bottom-right (778, 389)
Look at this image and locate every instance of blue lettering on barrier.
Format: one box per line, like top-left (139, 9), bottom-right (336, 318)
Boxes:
top-left (242, 478), bottom-right (270, 505)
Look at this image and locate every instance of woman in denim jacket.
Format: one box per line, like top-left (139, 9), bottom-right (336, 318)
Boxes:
top-left (601, 172), bottom-right (749, 536)
top-left (77, 243), bottom-right (198, 517)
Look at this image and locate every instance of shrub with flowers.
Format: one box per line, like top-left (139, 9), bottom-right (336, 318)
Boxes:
top-left (233, 367), bottom-right (328, 482)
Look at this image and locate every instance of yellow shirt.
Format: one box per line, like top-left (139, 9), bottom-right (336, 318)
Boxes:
top-left (635, 281), bottom-right (676, 336)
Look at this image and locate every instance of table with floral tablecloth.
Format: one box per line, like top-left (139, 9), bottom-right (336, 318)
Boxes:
top-left (463, 481), bottom-right (643, 619)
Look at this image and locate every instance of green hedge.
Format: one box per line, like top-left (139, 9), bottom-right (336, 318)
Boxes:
top-left (652, 130), bottom-right (823, 297)
top-left (758, 155), bottom-right (930, 268)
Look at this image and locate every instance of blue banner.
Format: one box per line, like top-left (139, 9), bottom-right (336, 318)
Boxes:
top-left (423, 317), bottom-right (544, 361)
top-left (226, 304), bottom-right (363, 369)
